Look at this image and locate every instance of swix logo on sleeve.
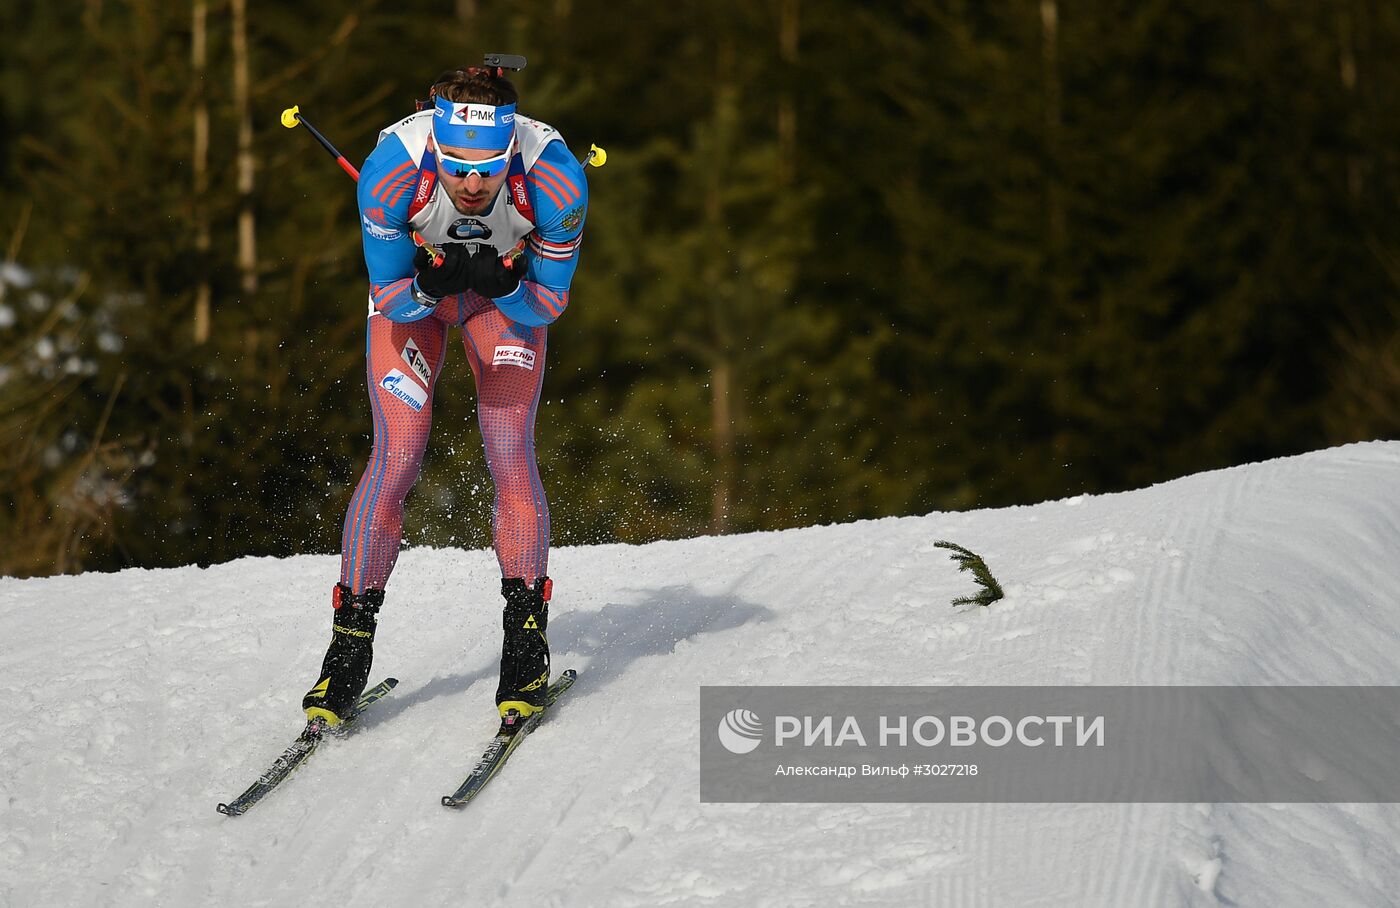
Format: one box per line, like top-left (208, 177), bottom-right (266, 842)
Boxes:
top-left (380, 369), bottom-right (428, 411)
top-left (508, 173), bottom-right (535, 224)
top-left (492, 345), bottom-right (536, 370)
top-left (412, 171), bottom-right (437, 208)
top-left (401, 338), bottom-right (432, 387)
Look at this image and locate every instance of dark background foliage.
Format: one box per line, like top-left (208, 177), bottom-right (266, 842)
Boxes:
top-left (2, 0), bottom-right (1397, 577)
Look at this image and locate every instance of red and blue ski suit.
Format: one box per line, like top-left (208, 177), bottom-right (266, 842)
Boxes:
top-left (340, 109), bottom-right (587, 593)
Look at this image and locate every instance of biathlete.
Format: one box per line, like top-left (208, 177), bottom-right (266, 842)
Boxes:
top-left (301, 59), bottom-right (588, 732)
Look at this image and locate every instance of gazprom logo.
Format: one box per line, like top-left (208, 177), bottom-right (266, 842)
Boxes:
top-left (717, 708), bottom-right (763, 754)
top-left (380, 368), bottom-right (427, 412)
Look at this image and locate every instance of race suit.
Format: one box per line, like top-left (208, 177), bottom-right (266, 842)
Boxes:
top-left (340, 109), bottom-right (587, 593)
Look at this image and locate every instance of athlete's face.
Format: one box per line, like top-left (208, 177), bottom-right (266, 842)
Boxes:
top-left (437, 143), bottom-right (512, 215)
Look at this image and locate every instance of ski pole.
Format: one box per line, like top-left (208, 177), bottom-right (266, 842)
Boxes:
top-left (281, 105), bottom-right (444, 265)
top-left (581, 144), bottom-right (608, 168)
top-left (281, 105), bottom-right (360, 180)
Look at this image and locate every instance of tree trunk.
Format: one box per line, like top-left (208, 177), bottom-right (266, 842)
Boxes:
top-left (707, 35), bottom-right (739, 535)
top-left (192, 0), bottom-right (211, 343)
top-left (1039, 0), bottom-right (1066, 307)
top-left (710, 359), bottom-right (734, 533)
top-left (777, 0), bottom-right (800, 186)
top-left (1336, 3), bottom-right (1362, 202)
top-left (232, 0), bottom-right (257, 297)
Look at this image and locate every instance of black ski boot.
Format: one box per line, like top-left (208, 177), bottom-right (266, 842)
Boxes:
top-left (302, 584), bottom-right (384, 727)
top-left (495, 577), bottom-right (551, 728)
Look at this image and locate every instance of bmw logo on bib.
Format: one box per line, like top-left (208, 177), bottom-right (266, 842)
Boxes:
top-left (448, 218), bottom-right (493, 241)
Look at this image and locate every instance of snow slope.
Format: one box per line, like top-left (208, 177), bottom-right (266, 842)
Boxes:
top-left (3, 442), bottom-right (1400, 908)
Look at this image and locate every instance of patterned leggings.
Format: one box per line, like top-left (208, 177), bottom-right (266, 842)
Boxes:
top-left (339, 295), bottom-right (549, 593)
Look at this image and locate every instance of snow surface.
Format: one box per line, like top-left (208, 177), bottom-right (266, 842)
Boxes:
top-left (4, 442), bottom-right (1400, 907)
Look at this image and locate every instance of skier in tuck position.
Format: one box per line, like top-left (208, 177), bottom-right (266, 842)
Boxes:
top-left (301, 59), bottom-right (588, 732)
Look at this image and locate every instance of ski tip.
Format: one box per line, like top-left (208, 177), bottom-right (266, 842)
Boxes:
top-left (441, 795), bottom-right (464, 808)
top-left (561, 668), bottom-right (578, 681)
top-left (385, 677), bottom-right (400, 688)
top-left (216, 802), bottom-right (241, 817)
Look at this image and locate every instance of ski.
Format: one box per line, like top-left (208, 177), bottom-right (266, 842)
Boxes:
top-left (441, 669), bottom-right (578, 809)
top-left (216, 677), bottom-right (399, 817)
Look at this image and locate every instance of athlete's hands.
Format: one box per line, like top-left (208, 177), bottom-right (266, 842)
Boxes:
top-left (465, 245), bottom-right (525, 299)
top-left (412, 242), bottom-right (473, 300)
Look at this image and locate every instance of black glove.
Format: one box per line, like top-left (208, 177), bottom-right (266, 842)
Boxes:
top-left (412, 242), bottom-right (473, 300)
top-left (465, 244), bottom-right (525, 299)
